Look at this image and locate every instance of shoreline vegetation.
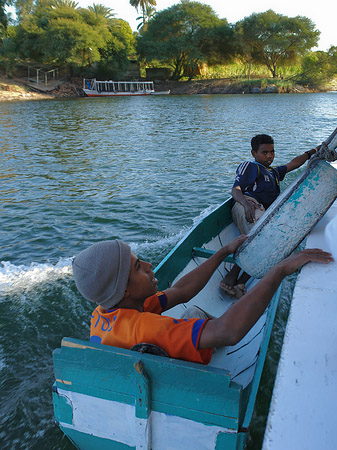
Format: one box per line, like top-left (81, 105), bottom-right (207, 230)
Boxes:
top-left (1, 77), bottom-right (336, 102)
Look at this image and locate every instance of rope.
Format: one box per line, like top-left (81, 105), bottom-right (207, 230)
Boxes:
top-left (316, 142), bottom-right (337, 162)
top-left (312, 126), bottom-right (337, 162)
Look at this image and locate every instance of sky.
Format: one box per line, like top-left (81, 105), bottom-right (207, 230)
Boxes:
top-left (76, 0), bottom-right (336, 51)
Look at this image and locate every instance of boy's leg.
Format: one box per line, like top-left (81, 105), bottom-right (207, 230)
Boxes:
top-left (180, 305), bottom-right (215, 319)
top-left (220, 197), bottom-right (265, 298)
top-left (231, 196), bottom-right (265, 234)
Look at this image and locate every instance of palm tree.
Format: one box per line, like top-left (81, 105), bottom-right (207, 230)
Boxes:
top-left (50, 0), bottom-right (79, 8)
top-left (136, 4), bottom-right (155, 32)
top-left (130, 0), bottom-right (156, 30)
top-left (88, 3), bottom-right (115, 19)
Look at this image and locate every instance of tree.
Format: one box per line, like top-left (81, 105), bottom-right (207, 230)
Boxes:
top-left (12, 0), bottom-right (35, 22)
top-left (13, 4), bottom-right (111, 69)
top-left (1, 0), bottom-right (8, 36)
top-left (296, 47), bottom-right (337, 88)
top-left (87, 3), bottom-right (115, 20)
top-left (96, 18), bottom-right (135, 79)
top-left (136, 4), bottom-right (155, 32)
top-left (235, 10), bottom-right (320, 78)
top-left (0, 25), bottom-right (19, 75)
top-left (130, 0), bottom-right (156, 30)
top-left (137, 0), bottom-right (234, 80)
top-left (51, 0), bottom-right (78, 8)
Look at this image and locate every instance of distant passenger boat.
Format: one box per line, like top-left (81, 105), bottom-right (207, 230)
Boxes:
top-left (83, 78), bottom-right (170, 97)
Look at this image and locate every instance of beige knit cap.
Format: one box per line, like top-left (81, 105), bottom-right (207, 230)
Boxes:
top-left (72, 240), bottom-right (131, 310)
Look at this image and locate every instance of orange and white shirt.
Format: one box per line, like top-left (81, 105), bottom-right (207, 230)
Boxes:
top-left (90, 291), bottom-right (213, 364)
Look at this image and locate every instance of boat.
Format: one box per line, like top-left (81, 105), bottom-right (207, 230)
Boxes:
top-left (263, 162), bottom-right (337, 450)
top-left (52, 196), bottom-right (283, 450)
top-left (52, 134), bottom-right (337, 449)
top-left (83, 79), bottom-right (170, 97)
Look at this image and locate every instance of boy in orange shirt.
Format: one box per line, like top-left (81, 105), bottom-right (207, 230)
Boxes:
top-left (73, 238), bottom-right (332, 364)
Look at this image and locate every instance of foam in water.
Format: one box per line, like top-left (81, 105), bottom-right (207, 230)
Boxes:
top-left (0, 258), bottom-right (73, 292)
top-left (0, 205), bottom-right (219, 293)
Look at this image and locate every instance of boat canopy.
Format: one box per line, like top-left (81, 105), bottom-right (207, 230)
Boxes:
top-left (83, 78), bottom-right (154, 93)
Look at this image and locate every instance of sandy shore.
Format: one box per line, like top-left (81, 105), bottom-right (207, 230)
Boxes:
top-left (0, 78), bottom-right (53, 101)
top-left (0, 77), bottom-right (84, 101)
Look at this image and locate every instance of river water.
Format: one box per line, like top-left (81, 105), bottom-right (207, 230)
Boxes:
top-left (0, 92), bottom-right (336, 449)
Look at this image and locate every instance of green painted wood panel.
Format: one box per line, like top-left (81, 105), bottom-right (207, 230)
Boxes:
top-left (53, 338), bottom-right (242, 430)
top-left (215, 430), bottom-right (247, 450)
top-left (52, 383), bottom-right (73, 425)
top-left (58, 426), bottom-right (134, 450)
top-left (134, 361), bottom-right (151, 420)
top-left (155, 198), bottom-right (233, 290)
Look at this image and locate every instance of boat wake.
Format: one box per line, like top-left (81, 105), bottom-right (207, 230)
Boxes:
top-left (0, 258), bottom-right (72, 292)
top-left (0, 205), bottom-right (220, 292)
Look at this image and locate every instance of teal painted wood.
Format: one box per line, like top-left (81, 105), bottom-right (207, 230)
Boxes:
top-left (52, 383), bottom-right (73, 425)
top-left (58, 426), bottom-right (134, 450)
top-left (192, 247), bottom-right (235, 263)
top-left (234, 160), bottom-right (337, 278)
top-left (53, 338), bottom-right (242, 429)
top-left (240, 285), bottom-right (282, 429)
top-left (134, 361), bottom-right (151, 450)
top-left (134, 361), bottom-right (151, 420)
top-left (215, 430), bottom-right (247, 450)
top-left (155, 197), bottom-right (233, 290)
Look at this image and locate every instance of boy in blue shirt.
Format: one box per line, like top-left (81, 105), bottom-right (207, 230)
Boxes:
top-left (220, 134), bottom-right (317, 298)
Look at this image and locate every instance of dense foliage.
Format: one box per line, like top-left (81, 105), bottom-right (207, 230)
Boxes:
top-left (235, 10), bottom-right (319, 78)
top-left (137, 0), bottom-right (234, 79)
top-left (0, 0), bottom-right (336, 87)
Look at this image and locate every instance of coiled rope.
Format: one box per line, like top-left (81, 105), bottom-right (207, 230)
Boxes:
top-left (315, 126), bottom-right (337, 162)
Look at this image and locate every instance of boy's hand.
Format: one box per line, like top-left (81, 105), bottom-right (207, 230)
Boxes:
top-left (276, 249), bottom-right (334, 277)
top-left (223, 235), bottom-right (247, 254)
top-left (244, 199), bottom-right (263, 223)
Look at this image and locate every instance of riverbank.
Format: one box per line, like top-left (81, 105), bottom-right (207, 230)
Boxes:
top-left (0, 77), bottom-right (334, 101)
top-left (0, 78), bottom-right (53, 101)
top-left (0, 77), bottom-right (84, 101)
top-left (154, 79), bottom-right (318, 95)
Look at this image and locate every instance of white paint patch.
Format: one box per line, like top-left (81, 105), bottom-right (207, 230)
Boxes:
top-left (57, 389), bottom-right (235, 449)
top-left (58, 389), bottom-right (137, 446)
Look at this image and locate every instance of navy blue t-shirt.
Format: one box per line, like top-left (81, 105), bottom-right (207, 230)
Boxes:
top-left (233, 161), bottom-right (287, 209)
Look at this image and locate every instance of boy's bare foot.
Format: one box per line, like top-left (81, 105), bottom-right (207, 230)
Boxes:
top-left (220, 279), bottom-right (236, 296)
top-left (233, 283), bottom-right (246, 299)
top-left (220, 280), bottom-right (246, 299)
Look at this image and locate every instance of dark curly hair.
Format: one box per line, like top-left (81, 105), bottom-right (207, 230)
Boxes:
top-left (251, 134), bottom-right (274, 152)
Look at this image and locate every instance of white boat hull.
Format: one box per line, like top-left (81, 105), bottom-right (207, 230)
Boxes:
top-left (83, 89), bottom-right (153, 97)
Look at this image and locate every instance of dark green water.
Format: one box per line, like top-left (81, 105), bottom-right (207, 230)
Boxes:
top-left (1, 92), bottom-right (336, 449)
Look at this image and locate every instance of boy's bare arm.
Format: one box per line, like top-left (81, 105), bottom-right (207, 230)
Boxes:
top-left (199, 249), bottom-right (333, 349)
top-left (286, 147), bottom-right (317, 172)
top-left (162, 235), bottom-right (247, 311)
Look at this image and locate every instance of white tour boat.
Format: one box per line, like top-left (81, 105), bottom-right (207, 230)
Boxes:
top-left (83, 79), bottom-right (170, 97)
